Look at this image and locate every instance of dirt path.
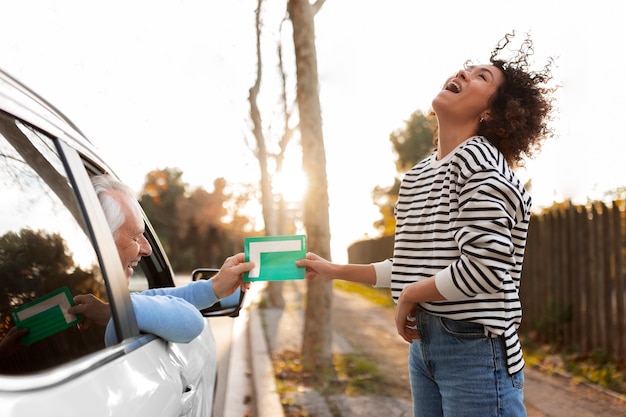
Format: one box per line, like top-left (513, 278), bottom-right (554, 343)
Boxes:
top-left (262, 280), bottom-right (626, 416)
top-left (331, 287), bottom-right (411, 401)
top-left (331, 286), bottom-right (626, 416)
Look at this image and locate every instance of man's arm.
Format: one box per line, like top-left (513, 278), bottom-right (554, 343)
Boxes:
top-left (104, 293), bottom-right (205, 345)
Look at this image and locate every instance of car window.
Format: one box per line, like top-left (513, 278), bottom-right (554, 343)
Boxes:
top-left (129, 269), bottom-right (149, 292)
top-left (0, 113), bottom-right (107, 375)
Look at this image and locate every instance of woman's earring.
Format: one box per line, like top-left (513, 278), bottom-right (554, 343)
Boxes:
top-left (479, 116), bottom-right (484, 123)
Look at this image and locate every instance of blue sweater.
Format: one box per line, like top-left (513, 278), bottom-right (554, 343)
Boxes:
top-left (104, 279), bottom-right (220, 345)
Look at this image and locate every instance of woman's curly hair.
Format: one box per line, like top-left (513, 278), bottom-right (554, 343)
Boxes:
top-left (432, 31), bottom-right (557, 167)
top-left (481, 31), bottom-right (557, 166)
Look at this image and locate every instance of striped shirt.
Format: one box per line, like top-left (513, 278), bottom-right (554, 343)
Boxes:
top-left (391, 136), bottom-right (531, 374)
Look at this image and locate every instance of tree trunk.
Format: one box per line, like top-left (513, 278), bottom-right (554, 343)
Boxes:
top-left (287, 0), bottom-right (333, 374)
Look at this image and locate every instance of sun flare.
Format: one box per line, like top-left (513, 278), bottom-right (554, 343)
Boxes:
top-left (273, 169), bottom-right (307, 203)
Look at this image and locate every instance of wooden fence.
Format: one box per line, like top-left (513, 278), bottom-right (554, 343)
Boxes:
top-left (520, 200), bottom-right (626, 361)
top-left (347, 199), bottom-right (626, 361)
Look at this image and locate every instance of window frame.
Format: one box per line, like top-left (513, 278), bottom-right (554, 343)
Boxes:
top-left (0, 118), bottom-right (161, 389)
top-left (56, 139), bottom-right (141, 343)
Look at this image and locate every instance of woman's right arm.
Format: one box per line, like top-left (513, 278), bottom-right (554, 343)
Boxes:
top-left (296, 252), bottom-right (392, 287)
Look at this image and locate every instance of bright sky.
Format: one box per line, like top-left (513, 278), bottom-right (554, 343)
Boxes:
top-left (1, 1), bottom-right (624, 262)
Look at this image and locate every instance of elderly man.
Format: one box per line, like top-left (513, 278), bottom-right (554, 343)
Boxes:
top-left (68, 174), bottom-right (254, 345)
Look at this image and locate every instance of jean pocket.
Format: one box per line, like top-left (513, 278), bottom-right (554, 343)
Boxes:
top-left (511, 369), bottom-right (524, 389)
top-left (439, 317), bottom-right (485, 338)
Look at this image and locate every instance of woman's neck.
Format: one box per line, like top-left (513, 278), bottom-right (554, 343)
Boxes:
top-left (436, 124), bottom-right (479, 160)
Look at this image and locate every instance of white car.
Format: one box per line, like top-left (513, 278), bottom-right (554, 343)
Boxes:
top-left (0, 68), bottom-right (243, 416)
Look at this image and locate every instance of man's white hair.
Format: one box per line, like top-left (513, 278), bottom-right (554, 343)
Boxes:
top-left (91, 174), bottom-right (143, 237)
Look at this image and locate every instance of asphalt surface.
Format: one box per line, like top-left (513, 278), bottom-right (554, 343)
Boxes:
top-left (233, 280), bottom-right (626, 417)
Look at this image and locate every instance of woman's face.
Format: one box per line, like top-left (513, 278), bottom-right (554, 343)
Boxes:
top-left (432, 64), bottom-right (504, 123)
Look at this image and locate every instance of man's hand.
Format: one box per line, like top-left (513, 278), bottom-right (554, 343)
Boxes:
top-left (211, 253), bottom-right (255, 299)
top-left (68, 294), bottom-right (112, 330)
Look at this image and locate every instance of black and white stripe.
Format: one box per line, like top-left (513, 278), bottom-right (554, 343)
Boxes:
top-left (391, 136), bottom-right (531, 374)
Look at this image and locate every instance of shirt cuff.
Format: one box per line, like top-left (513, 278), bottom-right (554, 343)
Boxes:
top-left (434, 269), bottom-right (465, 300)
top-left (371, 259), bottom-right (392, 288)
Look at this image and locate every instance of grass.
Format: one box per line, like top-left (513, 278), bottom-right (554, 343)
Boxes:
top-left (263, 282), bottom-right (394, 416)
top-left (332, 280), bottom-right (395, 308)
top-left (522, 336), bottom-right (626, 396)
top-left (273, 350), bottom-right (385, 396)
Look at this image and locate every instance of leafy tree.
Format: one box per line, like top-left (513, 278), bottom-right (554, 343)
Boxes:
top-left (139, 168), bottom-right (187, 269)
top-left (372, 180), bottom-right (401, 236)
top-left (177, 179), bottom-right (228, 242)
top-left (177, 178), bottom-right (253, 268)
top-left (140, 169), bottom-right (257, 270)
top-left (390, 110), bottom-right (436, 173)
top-left (0, 228), bottom-right (102, 337)
top-left (373, 110), bottom-right (435, 235)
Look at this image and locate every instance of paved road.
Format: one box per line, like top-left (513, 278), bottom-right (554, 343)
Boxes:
top-left (215, 298), bottom-right (255, 417)
top-left (209, 316), bottom-right (235, 417)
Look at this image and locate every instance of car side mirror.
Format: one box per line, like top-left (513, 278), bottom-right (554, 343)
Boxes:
top-left (192, 268), bottom-right (245, 318)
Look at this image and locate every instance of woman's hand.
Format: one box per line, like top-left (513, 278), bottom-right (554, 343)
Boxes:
top-left (395, 277), bottom-right (445, 342)
top-left (395, 299), bottom-right (420, 343)
top-left (295, 252), bottom-right (335, 281)
top-left (0, 326), bottom-right (29, 356)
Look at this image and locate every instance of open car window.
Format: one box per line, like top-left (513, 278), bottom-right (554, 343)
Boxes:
top-left (0, 112), bottom-right (108, 374)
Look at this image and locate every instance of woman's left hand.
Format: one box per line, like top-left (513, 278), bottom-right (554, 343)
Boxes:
top-left (395, 299), bottom-right (420, 343)
top-left (395, 278), bottom-right (445, 342)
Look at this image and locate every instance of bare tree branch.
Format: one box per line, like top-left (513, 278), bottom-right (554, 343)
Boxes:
top-left (248, 0), bottom-right (274, 236)
top-left (312, 0), bottom-right (327, 15)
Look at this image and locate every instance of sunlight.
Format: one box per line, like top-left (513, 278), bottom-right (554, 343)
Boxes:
top-left (273, 168), bottom-right (307, 203)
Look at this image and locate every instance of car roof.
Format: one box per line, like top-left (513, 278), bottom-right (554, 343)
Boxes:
top-left (0, 67), bottom-right (113, 173)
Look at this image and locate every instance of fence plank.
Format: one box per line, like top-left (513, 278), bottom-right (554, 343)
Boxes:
top-left (521, 201), bottom-right (625, 362)
top-left (612, 202), bottom-right (626, 361)
top-left (577, 205), bottom-right (590, 353)
top-left (347, 197), bottom-right (626, 364)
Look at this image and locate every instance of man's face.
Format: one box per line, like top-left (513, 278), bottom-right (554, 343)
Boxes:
top-left (110, 190), bottom-right (152, 283)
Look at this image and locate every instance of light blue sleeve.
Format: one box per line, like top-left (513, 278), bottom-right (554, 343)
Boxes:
top-left (104, 291), bottom-right (207, 346)
top-left (139, 279), bottom-right (221, 309)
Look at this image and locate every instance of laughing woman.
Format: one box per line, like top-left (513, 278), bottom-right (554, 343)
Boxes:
top-left (297, 32), bottom-right (556, 417)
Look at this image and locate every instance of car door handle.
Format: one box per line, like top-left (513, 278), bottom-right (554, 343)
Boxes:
top-left (181, 384), bottom-right (196, 415)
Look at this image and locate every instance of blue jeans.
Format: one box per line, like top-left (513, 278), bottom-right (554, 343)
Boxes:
top-left (409, 309), bottom-right (526, 417)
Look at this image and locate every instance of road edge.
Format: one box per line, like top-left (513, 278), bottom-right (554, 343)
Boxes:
top-left (248, 284), bottom-right (285, 417)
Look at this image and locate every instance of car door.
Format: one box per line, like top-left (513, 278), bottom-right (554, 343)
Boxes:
top-left (0, 78), bottom-right (217, 416)
top-left (69, 142), bottom-right (220, 417)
